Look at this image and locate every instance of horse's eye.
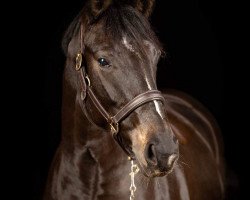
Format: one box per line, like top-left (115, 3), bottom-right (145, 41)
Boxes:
top-left (98, 58), bottom-right (110, 67)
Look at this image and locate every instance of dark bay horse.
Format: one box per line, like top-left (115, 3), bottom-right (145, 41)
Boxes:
top-left (44, 0), bottom-right (225, 199)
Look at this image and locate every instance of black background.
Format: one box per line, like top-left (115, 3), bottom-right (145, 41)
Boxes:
top-left (8, 0), bottom-right (245, 199)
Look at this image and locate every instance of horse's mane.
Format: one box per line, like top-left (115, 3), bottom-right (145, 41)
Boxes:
top-left (62, 3), bottom-right (162, 57)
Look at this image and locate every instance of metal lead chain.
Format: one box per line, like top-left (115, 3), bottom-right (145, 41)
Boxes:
top-left (129, 160), bottom-right (139, 200)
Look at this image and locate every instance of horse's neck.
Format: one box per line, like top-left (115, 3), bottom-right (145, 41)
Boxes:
top-left (48, 134), bottom-right (131, 199)
top-left (46, 80), bottom-right (132, 199)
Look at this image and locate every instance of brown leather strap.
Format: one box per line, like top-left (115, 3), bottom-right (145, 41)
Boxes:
top-left (77, 68), bottom-right (87, 100)
top-left (87, 86), bottom-right (165, 128)
top-left (87, 87), bottom-right (111, 122)
top-left (111, 90), bottom-right (165, 124)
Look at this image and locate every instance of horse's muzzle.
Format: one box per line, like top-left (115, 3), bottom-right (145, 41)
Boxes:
top-left (144, 136), bottom-right (179, 177)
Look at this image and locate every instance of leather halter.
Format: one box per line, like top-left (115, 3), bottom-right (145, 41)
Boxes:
top-left (76, 59), bottom-right (165, 136)
top-left (75, 24), bottom-right (165, 138)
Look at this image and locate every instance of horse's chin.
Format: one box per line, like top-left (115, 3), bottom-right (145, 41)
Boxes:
top-left (135, 159), bottom-right (174, 178)
top-left (149, 169), bottom-right (173, 177)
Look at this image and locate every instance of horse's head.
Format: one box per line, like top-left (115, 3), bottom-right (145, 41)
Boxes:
top-left (63, 0), bottom-right (179, 178)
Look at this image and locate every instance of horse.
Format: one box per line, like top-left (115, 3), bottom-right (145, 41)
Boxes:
top-left (44, 0), bottom-right (225, 199)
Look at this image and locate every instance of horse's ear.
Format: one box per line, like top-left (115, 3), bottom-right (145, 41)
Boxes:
top-left (133, 0), bottom-right (155, 18)
top-left (67, 26), bottom-right (82, 59)
top-left (62, 8), bottom-right (88, 57)
top-left (91, 0), bottom-right (113, 17)
top-left (64, 19), bottom-right (87, 61)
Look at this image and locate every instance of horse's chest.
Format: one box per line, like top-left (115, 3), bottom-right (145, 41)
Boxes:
top-left (95, 170), bottom-right (171, 200)
top-left (93, 165), bottom-right (131, 199)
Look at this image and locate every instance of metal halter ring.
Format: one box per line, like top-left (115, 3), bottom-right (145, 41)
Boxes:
top-left (85, 75), bottom-right (91, 87)
top-left (110, 120), bottom-right (119, 135)
top-left (75, 53), bottom-right (82, 70)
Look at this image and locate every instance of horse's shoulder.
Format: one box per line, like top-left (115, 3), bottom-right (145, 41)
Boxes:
top-left (161, 89), bottom-right (223, 159)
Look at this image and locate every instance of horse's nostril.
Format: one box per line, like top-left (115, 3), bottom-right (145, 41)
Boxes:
top-left (145, 141), bottom-right (179, 170)
top-left (148, 144), bottom-right (155, 159)
top-left (167, 154), bottom-right (178, 169)
top-left (173, 135), bottom-right (178, 144)
top-left (146, 144), bottom-right (157, 166)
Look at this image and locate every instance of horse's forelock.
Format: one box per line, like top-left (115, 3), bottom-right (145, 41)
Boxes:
top-left (100, 5), bottom-right (163, 58)
top-left (62, 2), bottom-right (162, 58)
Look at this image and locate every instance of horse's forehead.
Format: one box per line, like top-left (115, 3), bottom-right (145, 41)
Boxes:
top-left (121, 36), bottom-right (159, 60)
top-left (122, 37), bottom-right (136, 53)
top-left (86, 25), bottom-right (159, 59)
